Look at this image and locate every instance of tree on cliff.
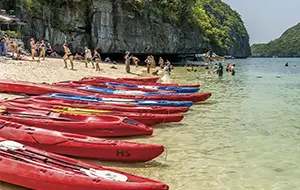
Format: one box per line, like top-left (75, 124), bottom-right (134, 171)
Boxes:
top-left (251, 23), bottom-right (300, 57)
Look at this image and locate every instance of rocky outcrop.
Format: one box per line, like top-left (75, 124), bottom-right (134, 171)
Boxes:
top-left (2, 0), bottom-right (250, 58)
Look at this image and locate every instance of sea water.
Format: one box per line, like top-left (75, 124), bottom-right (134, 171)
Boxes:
top-left (1, 58), bottom-right (300, 190)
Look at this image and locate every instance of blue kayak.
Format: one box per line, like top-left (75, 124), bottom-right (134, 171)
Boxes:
top-left (45, 94), bottom-right (194, 107)
top-left (106, 82), bottom-right (200, 93)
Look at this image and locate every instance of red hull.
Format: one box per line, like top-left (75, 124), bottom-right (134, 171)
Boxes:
top-left (81, 77), bottom-right (200, 87)
top-left (0, 120), bottom-right (163, 162)
top-left (28, 97), bottom-right (189, 114)
top-left (0, 80), bottom-right (87, 96)
top-left (0, 110), bottom-right (152, 137)
top-left (78, 88), bottom-right (212, 102)
top-left (3, 100), bottom-right (184, 126)
top-left (0, 138), bottom-right (169, 190)
top-left (84, 76), bottom-right (160, 83)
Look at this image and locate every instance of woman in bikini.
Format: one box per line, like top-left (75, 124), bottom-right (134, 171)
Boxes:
top-left (93, 49), bottom-right (101, 71)
top-left (30, 38), bottom-right (37, 60)
top-left (63, 43), bottom-right (74, 70)
top-left (38, 40), bottom-right (46, 61)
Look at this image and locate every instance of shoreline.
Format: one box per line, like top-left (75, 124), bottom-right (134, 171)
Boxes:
top-left (0, 56), bottom-right (156, 100)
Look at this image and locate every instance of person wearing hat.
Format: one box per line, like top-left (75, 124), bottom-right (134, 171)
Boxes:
top-left (30, 38), bottom-right (37, 60)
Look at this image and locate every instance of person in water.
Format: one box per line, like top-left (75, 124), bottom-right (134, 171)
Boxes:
top-left (30, 38), bottom-right (37, 60)
top-left (63, 43), bottom-right (74, 70)
top-left (93, 49), bottom-right (101, 71)
top-left (231, 64), bottom-right (236, 75)
top-left (285, 62), bottom-right (289, 67)
top-left (38, 40), bottom-right (46, 61)
top-left (84, 46), bottom-right (94, 68)
top-left (217, 63), bottom-right (223, 76)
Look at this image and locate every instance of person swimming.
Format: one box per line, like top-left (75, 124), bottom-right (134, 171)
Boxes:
top-left (285, 62), bottom-right (289, 67)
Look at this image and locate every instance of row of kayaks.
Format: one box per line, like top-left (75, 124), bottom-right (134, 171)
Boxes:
top-left (0, 76), bottom-right (212, 190)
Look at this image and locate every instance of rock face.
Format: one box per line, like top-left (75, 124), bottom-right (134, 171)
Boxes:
top-left (91, 0), bottom-right (206, 54)
top-left (3, 0), bottom-right (250, 58)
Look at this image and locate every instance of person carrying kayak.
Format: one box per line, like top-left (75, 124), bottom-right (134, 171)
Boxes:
top-left (217, 62), bottom-right (223, 77)
top-left (63, 43), bottom-right (74, 70)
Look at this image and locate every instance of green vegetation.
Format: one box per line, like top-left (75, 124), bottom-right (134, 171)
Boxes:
top-left (123, 0), bottom-right (249, 56)
top-left (13, 0), bottom-right (249, 56)
top-left (251, 23), bottom-right (300, 57)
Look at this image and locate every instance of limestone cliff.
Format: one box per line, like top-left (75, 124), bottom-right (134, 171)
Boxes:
top-left (1, 0), bottom-right (250, 58)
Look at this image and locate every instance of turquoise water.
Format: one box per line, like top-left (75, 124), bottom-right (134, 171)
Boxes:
top-left (1, 58), bottom-right (300, 190)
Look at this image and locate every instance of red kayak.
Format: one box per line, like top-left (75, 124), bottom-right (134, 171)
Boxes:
top-left (82, 77), bottom-right (200, 87)
top-left (75, 86), bottom-right (212, 103)
top-left (84, 76), bottom-right (160, 83)
top-left (0, 79), bottom-right (87, 96)
top-left (27, 96), bottom-right (189, 114)
top-left (3, 100), bottom-right (184, 126)
top-left (0, 108), bottom-right (153, 137)
top-left (0, 120), bottom-right (163, 162)
top-left (0, 138), bottom-right (169, 190)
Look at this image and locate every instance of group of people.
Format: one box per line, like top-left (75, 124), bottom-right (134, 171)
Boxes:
top-left (0, 35), bottom-right (24, 60)
top-left (30, 38), bottom-right (53, 61)
top-left (123, 52), bottom-right (172, 75)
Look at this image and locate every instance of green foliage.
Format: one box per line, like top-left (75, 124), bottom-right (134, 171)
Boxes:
top-left (251, 23), bottom-right (300, 57)
top-left (122, 0), bottom-right (248, 55)
top-left (3, 30), bottom-right (22, 38)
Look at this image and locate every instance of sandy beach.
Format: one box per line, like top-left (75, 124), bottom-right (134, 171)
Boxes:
top-left (0, 57), bottom-right (152, 100)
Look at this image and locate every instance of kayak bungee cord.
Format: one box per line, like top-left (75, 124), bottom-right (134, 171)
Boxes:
top-left (0, 141), bottom-right (127, 181)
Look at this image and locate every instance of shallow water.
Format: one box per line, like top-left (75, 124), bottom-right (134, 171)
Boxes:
top-left (1, 58), bottom-right (300, 190)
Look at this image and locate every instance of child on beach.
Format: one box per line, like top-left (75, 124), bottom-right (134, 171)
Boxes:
top-left (84, 46), bottom-right (94, 68)
top-left (93, 49), bottom-right (101, 71)
top-left (38, 40), bottom-right (46, 61)
top-left (9, 41), bottom-right (17, 57)
top-left (63, 43), bottom-right (74, 70)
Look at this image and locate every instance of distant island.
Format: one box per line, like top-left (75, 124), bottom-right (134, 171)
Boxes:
top-left (251, 23), bottom-right (300, 57)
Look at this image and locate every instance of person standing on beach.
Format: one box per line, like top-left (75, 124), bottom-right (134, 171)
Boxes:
top-left (124, 51), bottom-right (131, 73)
top-left (38, 40), bottom-right (46, 61)
top-left (63, 43), bottom-right (74, 70)
top-left (93, 49), bottom-right (101, 71)
top-left (159, 57), bottom-right (164, 69)
top-left (132, 56), bottom-right (140, 68)
top-left (9, 41), bottom-right (17, 58)
top-left (30, 38), bottom-right (37, 60)
top-left (84, 46), bottom-right (94, 68)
